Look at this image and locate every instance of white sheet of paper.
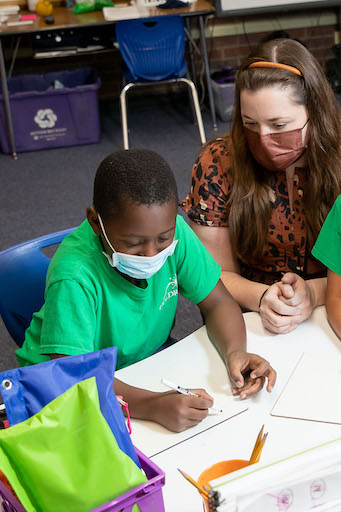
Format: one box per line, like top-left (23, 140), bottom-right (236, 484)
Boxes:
top-left (271, 351), bottom-right (341, 425)
top-left (103, 6), bottom-right (148, 21)
top-left (116, 326), bottom-right (248, 457)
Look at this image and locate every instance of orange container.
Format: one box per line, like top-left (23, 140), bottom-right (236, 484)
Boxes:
top-left (198, 459), bottom-right (249, 512)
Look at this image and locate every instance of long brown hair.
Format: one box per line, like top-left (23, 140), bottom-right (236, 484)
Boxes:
top-left (227, 38), bottom-right (341, 262)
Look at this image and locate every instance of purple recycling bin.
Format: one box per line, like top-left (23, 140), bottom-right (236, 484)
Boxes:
top-left (0, 68), bottom-right (101, 153)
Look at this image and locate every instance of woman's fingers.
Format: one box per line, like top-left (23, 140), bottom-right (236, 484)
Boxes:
top-left (262, 316), bottom-right (300, 334)
top-left (262, 283), bottom-right (299, 316)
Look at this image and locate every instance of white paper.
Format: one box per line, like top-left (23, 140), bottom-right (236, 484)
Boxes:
top-left (103, 6), bottom-right (148, 20)
top-left (271, 352), bottom-right (341, 425)
top-left (116, 326), bottom-right (247, 457)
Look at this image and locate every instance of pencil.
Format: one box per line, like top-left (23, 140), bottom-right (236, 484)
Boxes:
top-left (250, 430), bottom-right (268, 465)
top-left (254, 432), bottom-right (268, 463)
top-left (178, 468), bottom-right (209, 498)
top-left (249, 425), bottom-right (264, 464)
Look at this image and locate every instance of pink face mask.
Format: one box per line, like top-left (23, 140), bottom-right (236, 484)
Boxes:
top-left (244, 119), bottom-right (309, 172)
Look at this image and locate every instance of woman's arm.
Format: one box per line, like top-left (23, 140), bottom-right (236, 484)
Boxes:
top-left (307, 277), bottom-right (327, 307)
top-left (325, 269), bottom-right (341, 338)
top-left (190, 222), bottom-right (268, 311)
top-left (191, 222), bottom-right (323, 333)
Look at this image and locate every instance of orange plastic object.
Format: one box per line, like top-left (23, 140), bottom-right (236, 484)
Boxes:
top-left (36, 0), bottom-right (53, 15)
top-left (198, 459), bottom-right (249, 512)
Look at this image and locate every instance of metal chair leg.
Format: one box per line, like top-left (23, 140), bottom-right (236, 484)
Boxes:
top-left (0, 38), bottom-right (17, 159)
top-left (180, 77), bottom-right (206, 145)
top-left (186, 71), bottom-right (197, 125)
top-left (185, 18), bottom-right (198, 89)
top-left (120, 83), bottom-right (134, 150)
top-left (198, 15), bottom-right (217, 131)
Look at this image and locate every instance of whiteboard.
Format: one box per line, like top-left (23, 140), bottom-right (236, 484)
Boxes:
top-left (271, 351), bottom-right (341, 425)
top-left (215, 0), bottom-right (340, 18)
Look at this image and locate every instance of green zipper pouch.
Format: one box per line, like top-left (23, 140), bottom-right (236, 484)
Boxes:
top-left (0, 377), bottom-right (146, 512)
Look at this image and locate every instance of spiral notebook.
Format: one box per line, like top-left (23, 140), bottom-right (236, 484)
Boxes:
top-left (209, 437), bottom-right (341, 512)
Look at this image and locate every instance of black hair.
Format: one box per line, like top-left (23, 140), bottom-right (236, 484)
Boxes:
top-left (93, 149), bottom-right (179, 219)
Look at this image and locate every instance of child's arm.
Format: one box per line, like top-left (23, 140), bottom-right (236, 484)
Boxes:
top-left (50, 354), bottom-right (214, 432)
top-left (326, 268), bottom-right (341, 339)
top-left (198, 279), bottom-right (277, 399)
top-left (114, 379), bottom-right (214, 433)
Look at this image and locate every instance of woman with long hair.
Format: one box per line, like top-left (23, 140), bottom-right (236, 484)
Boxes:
top-left (182, 38), bottom-right (341, 334)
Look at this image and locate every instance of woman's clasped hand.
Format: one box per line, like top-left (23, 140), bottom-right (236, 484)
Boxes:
top-left (259, 273), bottom-right (316, 334)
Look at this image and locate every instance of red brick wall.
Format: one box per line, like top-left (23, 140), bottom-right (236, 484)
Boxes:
top-left (196, 22), bottom-right (337, 73)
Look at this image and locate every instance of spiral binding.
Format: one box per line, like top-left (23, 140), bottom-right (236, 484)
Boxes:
top-left (204, 485), bottom-right (224, 511)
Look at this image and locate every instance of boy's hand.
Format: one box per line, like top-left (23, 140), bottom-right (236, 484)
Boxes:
top-left (227, 352), bottom-right (276, 399)
top-left (149, 389), bottom-right (213, 432)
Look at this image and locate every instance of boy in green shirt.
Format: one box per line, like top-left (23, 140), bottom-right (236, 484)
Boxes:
top-left (313, 195), bottom-right (341, 339)
top-left (17, 149), bottom-right (276, 432)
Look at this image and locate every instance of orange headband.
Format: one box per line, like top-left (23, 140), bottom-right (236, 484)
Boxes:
top-left (248, 61), bottom-right (303, 77)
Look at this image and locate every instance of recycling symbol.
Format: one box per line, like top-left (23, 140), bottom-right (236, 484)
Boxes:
top-left (34, 109), bottom-right (58, 128)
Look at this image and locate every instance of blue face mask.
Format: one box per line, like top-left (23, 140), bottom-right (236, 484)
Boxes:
top-left (97, 214), bottom-right (178, 280)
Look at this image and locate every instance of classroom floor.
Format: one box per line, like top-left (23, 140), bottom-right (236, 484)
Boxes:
top-left (0, 92), bottom-right (228, 372)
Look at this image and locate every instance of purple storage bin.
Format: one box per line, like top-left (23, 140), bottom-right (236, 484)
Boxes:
top-left (0, 68), bottom-right (101, 153)
top-left (0, 481), bottom-right (26, 512)
top-left (0, 448), bottom-right (165, 512)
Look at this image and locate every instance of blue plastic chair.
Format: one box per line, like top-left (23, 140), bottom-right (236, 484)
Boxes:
top-left (0, 228), bottom-right (75, 347)
top-left (116, 16), bottom-right (206, 149)
top-left (116, 16), bottom-right (187, 82)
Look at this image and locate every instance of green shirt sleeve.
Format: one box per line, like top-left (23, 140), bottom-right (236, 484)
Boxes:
top-left (312, 195), bottom-right (341, 275)
top-left (39, 279), bottom-right (97, 356)
top-left (175, 216), bottom-right (221, 304)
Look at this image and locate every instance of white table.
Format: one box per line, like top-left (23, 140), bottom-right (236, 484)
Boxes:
top-left (117, 307), bottom-right (341, 512)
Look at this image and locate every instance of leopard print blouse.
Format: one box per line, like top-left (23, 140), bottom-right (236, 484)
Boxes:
top-left (181, 138), bottom-right (326, 285)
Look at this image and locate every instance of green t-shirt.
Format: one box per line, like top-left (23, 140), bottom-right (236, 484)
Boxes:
top-left (17, 215), bottom-right (220, 369)
top-left (312, 195), bottom-right (341, 275)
